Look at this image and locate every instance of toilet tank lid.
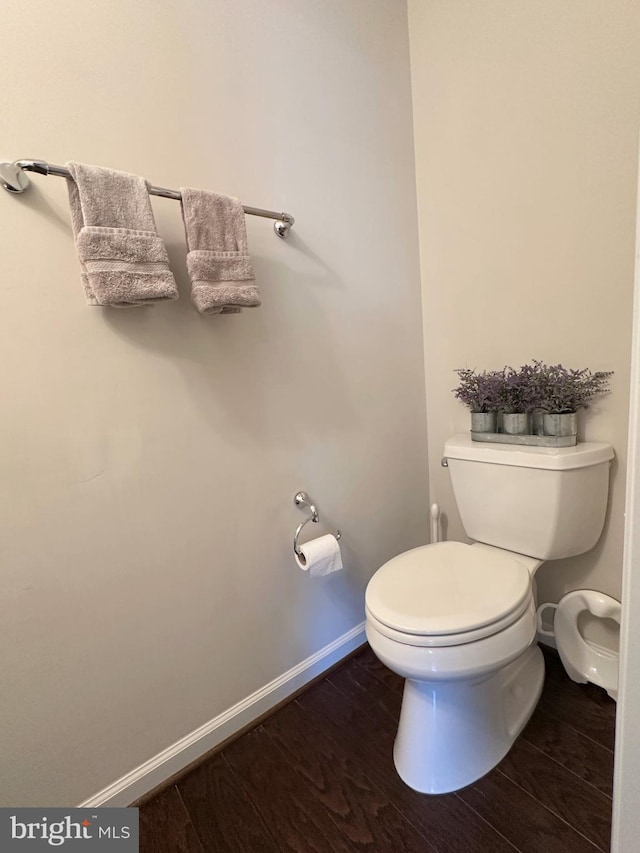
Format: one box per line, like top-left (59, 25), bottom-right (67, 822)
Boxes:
top-left (444, 434), bottom-right (614, 470)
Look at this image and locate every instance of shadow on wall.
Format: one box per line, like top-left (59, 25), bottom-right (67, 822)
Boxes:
top-left (7, 181), bottom-right (71, 236)
top-left (98, 238), bottom-right (357, 456)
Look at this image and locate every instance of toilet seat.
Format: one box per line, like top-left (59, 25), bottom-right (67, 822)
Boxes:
top-left (366, 598), bottom-right (533, 647)
top-left (366, 541), bottom-right (532, 647)
top-left (547, 590), bottom-right (621, 700)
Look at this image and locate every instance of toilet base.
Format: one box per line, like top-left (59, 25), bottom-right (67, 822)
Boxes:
top-left (393, 643), bottom-right (545, 794)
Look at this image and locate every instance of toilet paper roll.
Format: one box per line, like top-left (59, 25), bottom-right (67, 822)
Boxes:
top-left (295, 533), bottom-right (343, 577)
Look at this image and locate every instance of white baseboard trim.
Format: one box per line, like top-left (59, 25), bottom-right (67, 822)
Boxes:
top-left (79, 621), bottom-right (366, 808)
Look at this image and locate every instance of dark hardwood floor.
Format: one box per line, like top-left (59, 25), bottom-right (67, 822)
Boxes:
top-left (139, 645), bottom-right (616, 852)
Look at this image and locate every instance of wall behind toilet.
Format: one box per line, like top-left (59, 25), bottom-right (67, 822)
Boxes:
top-left (408, 0), bottom-right (640, 631)
top-left (0, 0), bottom-right (428, 805)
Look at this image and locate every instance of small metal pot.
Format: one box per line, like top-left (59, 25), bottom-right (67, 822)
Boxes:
top-left (502, 413), bottom-right (531, 435)
top-left (543, 412), bottom-right (578, 437)
top-left (471, 412), bottom-right (497, 433)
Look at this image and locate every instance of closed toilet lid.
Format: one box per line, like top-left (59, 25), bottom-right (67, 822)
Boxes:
top-left (366, 541), bottom-right (531, 638)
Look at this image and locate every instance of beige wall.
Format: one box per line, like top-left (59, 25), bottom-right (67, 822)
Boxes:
top-left (0, 0), bottom-right (428, 805)
top-left (408, 0), bottom-right (640, 614)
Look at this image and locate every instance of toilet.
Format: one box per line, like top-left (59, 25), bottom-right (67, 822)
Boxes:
top-left (365, 434), bottom-right (614, 795)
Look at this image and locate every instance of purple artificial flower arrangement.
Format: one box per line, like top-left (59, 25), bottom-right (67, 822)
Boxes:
top-left (453, 361), bottom-right (613, 415)
top-left (500, 364), bottom-right (544, 414)
top-left (533, 361), bottom-right (613, 414)
top-left (452, 368), bottom-right (505, 413)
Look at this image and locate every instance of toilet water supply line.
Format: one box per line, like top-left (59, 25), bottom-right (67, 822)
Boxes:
top-left (430, 503), bottom-right (441, 544)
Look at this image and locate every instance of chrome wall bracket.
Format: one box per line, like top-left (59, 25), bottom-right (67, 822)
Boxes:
top-left (0, 161), bottom-right (31, 193)
top-left (293, 491), bottom-right (341, 558)
top-left (273, 217), bottom-right (294, 239)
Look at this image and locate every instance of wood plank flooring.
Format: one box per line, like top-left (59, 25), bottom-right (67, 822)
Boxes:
top-left (139, 645), bottom-right (616, 852)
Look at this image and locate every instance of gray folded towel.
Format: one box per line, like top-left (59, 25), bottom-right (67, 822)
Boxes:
top-left (66, 162), bottom-right (179, 307)
top-left (180, 188), bottom-right (261, 315)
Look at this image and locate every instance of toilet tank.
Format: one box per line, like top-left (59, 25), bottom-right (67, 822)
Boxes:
top-left (443, 435), bottom-right (614, 560)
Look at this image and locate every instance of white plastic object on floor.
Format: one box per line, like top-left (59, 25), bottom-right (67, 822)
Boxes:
top-left (536, 590), bottom-right (621, 701)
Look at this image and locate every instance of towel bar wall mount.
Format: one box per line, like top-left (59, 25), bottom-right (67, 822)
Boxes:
top-left (0, 159), bottom-right (295, 238)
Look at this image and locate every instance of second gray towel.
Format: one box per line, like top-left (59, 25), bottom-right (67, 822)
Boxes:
top-left (66, 162), bottom-right (178, 307)
top-left (180, 188), bottom-right (261, 315)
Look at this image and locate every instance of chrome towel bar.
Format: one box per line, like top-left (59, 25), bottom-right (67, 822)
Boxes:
top-left (0, 159), bottom-right (295, 238)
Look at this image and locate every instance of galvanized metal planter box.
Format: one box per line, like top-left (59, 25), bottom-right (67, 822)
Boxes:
top-left (470, 431), bottom-right (577, 447)
top-left (469, 410), bottom-right (578, 447)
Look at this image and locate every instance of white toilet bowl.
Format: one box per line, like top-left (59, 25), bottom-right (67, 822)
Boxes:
top-left (365, 541), bottom-right (545, 794)
top-left (538, 590), bottom-right (621, 700)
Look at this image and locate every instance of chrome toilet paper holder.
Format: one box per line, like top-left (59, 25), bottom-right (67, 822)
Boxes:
top-left (293, 491), bottom-right (341, 558)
